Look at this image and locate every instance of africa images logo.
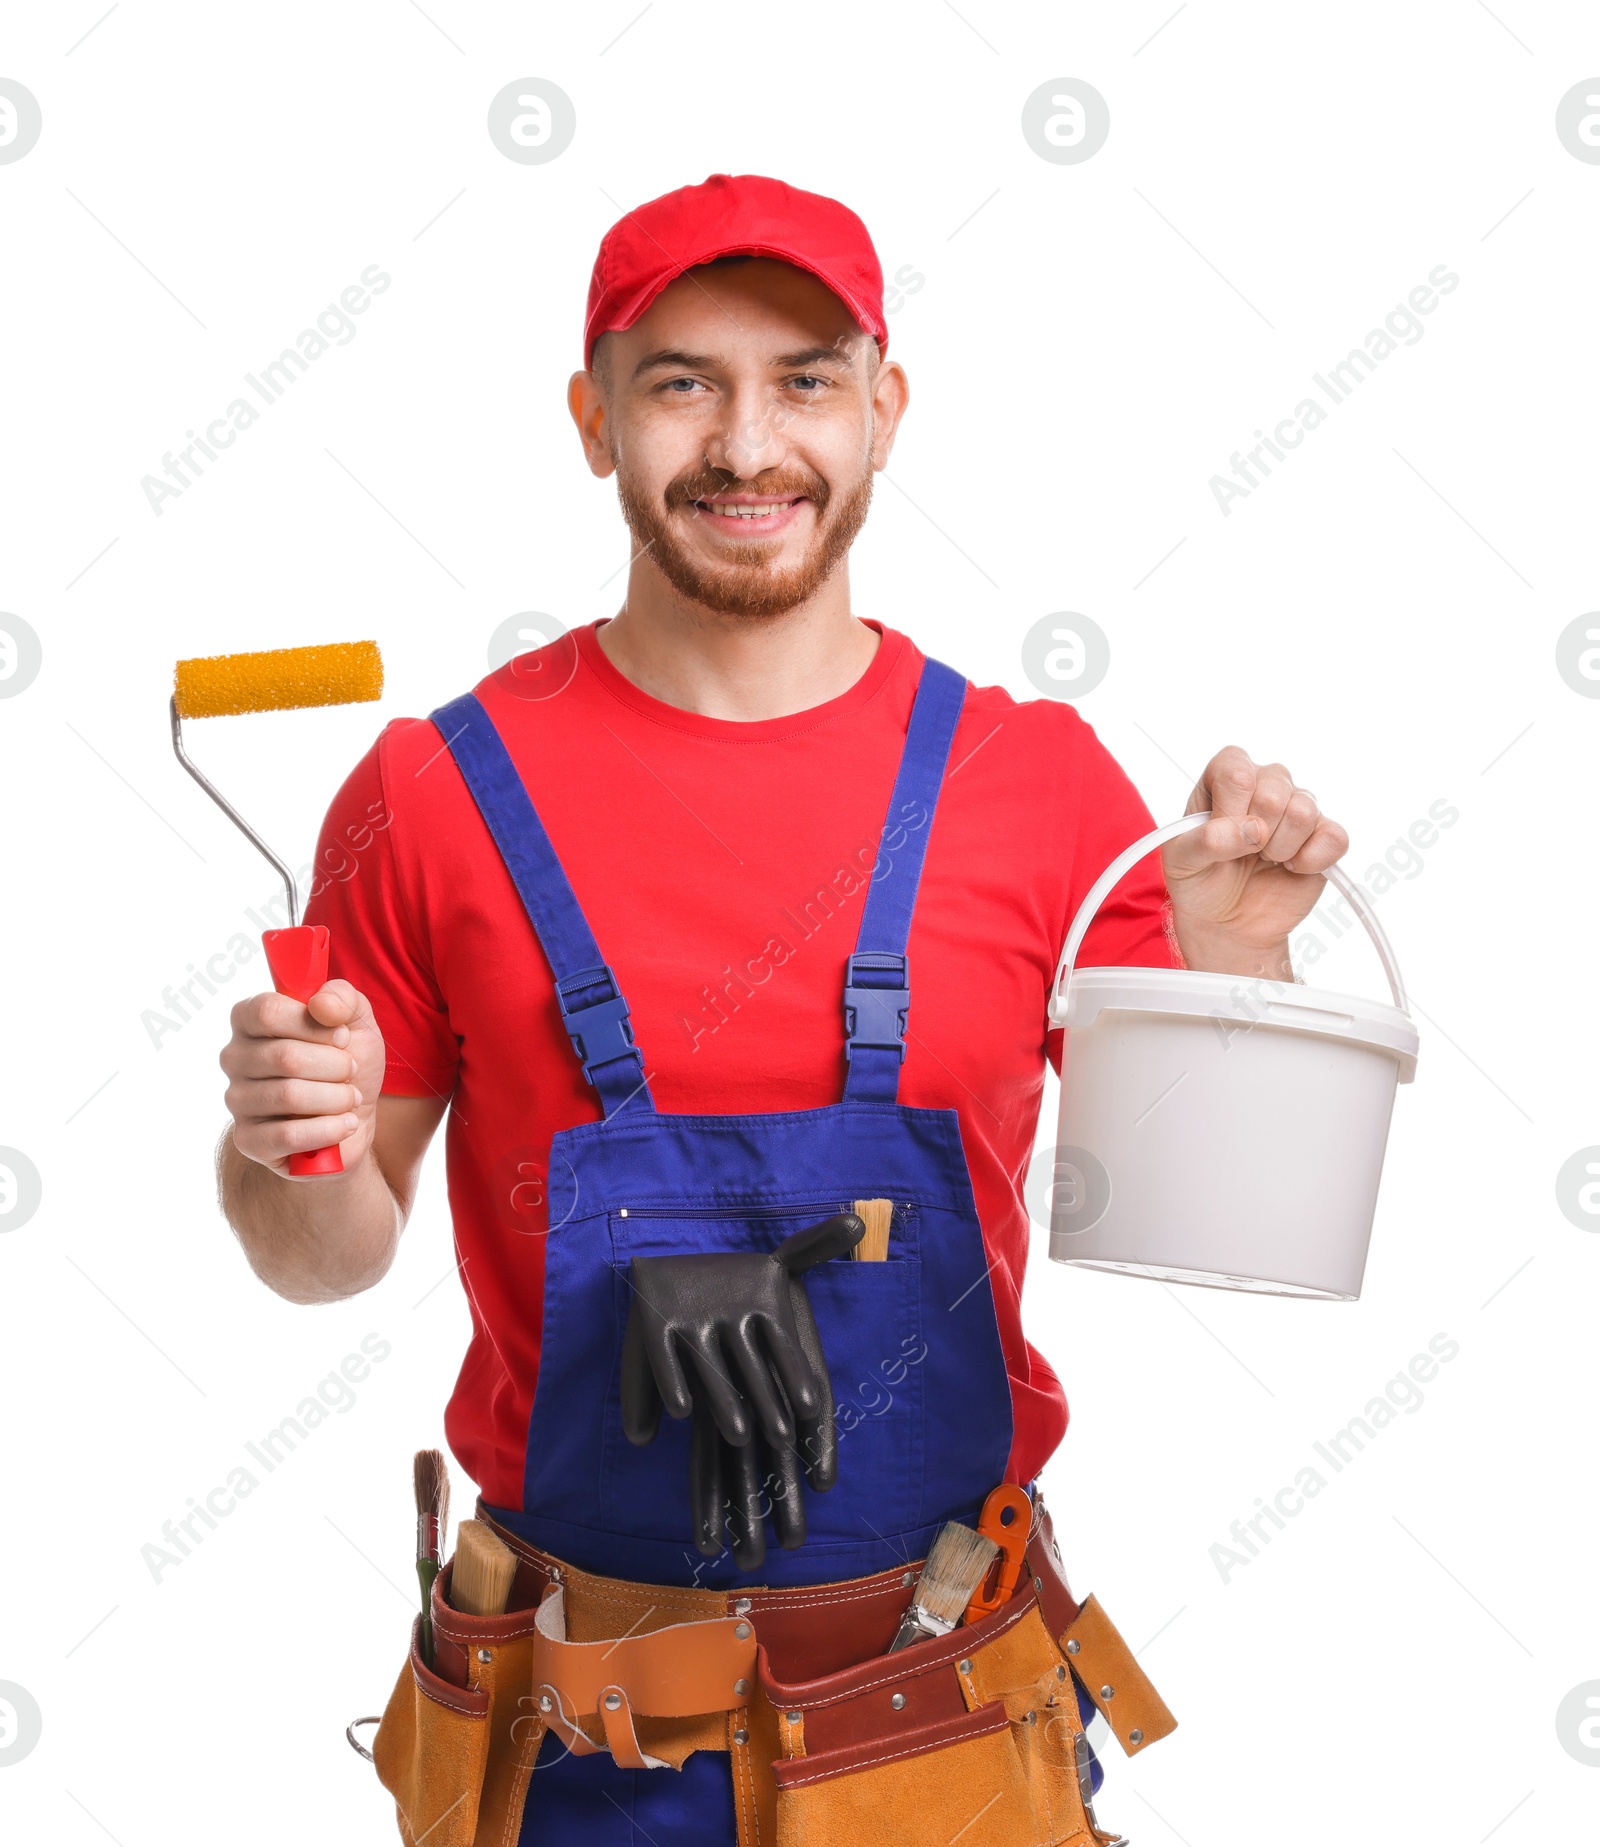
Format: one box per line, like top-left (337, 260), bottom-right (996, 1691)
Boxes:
top-left (0, 79), bottom-right (42, 165)
top-left (1209, 267), bottom-right (1460, 516)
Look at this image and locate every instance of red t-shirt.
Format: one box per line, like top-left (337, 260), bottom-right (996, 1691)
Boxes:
top-left (305, 620), bottom-right (1181, 1508)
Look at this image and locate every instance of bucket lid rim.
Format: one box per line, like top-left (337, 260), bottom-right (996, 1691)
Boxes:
top-left (1062, 963), bottom-right (1420, 1061)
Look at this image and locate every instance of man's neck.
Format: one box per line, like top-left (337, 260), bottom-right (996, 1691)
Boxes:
top-left (595, 569), bottom-right (880, 722)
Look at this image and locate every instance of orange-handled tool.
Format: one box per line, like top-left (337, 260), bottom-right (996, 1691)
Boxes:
top-left (171, 641), bottom-right (383, 1178)
top-left (963, 1483), bottom-right (1033, 1624)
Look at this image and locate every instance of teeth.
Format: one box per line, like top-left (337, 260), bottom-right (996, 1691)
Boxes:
top-left (708, 501), bottom-right (786, 518)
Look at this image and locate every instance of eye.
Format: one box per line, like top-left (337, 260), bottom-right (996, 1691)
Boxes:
top-left (660, 376), bottom-right (707, 395)
top-left (788, 374), bottom-right (826, 392)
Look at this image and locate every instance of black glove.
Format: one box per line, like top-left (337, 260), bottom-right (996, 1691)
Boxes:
top-left (620, 1212), bottom-right (865, 1570)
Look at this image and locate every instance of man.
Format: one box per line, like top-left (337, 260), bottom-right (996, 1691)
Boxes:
top-left (218, 174), bottom-right (1345, 1846)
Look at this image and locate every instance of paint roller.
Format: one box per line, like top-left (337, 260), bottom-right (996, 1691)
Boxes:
top-left (171, 640), bottom-right (383, 1177)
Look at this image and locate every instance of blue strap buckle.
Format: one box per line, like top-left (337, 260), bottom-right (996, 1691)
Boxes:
top-left (843, 952), bottom-right (910, 1062)
top-left (555, 965), bottom-right (640, 1086)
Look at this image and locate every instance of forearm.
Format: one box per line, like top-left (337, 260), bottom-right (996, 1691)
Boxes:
top-left (218, 1127), bottom-right (403, 1304)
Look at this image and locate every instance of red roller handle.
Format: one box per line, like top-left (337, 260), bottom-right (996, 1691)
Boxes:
top-left (261, 925), bottom-right (345, 1178)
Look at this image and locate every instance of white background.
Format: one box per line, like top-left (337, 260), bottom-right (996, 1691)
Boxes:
top-left (2, 2), bottom-right (1597, 1841)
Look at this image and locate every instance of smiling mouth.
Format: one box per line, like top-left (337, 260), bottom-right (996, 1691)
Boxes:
top-left (691, 496), bottom-right (807, 527)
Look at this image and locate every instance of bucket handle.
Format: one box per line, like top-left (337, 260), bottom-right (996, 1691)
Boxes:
top-left (1049, 810), bottom-right (1410, 1024)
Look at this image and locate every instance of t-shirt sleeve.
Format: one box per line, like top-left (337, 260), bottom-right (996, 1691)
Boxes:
top-left (1046, 710), bottom-right (1184, 1077)
top-left (301, 724), bottom-right (459, 1101)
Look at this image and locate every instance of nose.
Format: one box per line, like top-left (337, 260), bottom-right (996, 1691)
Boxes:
top-left (703, 381), bottom-right (786, 480)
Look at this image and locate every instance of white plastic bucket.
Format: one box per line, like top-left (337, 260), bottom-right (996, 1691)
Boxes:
top-left (1046, 812), bottom-right (1419, 1300)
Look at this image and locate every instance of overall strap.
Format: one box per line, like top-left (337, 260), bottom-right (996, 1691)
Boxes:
top-left (842, 657), bottom-right (968, 1104)
top-left (431, 693), bottom-right (655, 1118)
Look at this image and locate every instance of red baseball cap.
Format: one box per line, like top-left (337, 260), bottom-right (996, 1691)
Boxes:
top-left (584, 172), bottom-right (887, 370)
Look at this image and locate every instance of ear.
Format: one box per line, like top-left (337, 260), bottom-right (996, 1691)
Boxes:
top-left (568, 370), bottom-right (616, 479)
top-left (868, 358), bottom-right (910, 472)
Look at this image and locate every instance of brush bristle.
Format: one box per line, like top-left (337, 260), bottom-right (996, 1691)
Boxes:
top-left (451, 1519), bottom-right (519, 1618)
top-left (413, 1447), bottom-right (449, 1524)
top-left (173, 640), bottom-right (383, 718)
top-left (913, 1522), bottom-right (1000, 1628)
top-left (851, 1198), bottom-right (893, 1260)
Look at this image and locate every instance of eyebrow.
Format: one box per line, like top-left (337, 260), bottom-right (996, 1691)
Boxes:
top-left (630, 342), bottom-right (858, 381)
top-left (631, 349), bottom-right (715, 380)
top-left (773, 344), bottom-right (857, 370)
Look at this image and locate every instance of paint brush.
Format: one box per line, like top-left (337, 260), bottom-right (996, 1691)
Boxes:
top-left (886, 1521), bottom-right (1000, 1652)
top-left (413, 1449), bottom-right (450, 1667)
top-left (851, 1198), bottom-right (893, 1261)
top-left (450, 1519), bottom-right (519, 1618)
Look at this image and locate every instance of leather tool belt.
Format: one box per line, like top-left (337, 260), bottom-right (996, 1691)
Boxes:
top-left (371, 1492), bottom-right (1177, 1847)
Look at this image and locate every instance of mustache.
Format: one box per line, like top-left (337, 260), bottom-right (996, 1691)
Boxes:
top-left (665, 466), bottom-right (831, 515)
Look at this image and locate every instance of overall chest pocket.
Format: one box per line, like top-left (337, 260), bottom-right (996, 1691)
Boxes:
top-left (599, 1206), bottom-right (927, 1549)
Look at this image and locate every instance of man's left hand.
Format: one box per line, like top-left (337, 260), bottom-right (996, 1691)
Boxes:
top-left (1160, 746), bottom-right (1349, 980)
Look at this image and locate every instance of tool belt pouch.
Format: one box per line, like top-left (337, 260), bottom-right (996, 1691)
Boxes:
top-left (372, 1563), bottom-right (547, 1847)
top-left (750, 1584), bottom-right (1176, 1847)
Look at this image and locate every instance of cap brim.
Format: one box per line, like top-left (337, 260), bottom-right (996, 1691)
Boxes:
top-left (587, 241), bottom-right (884, 367)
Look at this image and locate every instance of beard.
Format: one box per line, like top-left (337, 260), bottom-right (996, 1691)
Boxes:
top-left (613, 455), bottom-right (875, 619)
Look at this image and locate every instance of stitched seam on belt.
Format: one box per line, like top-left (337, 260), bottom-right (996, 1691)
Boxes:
top-left (416, 1677), bottom-right (488, 1719)
top-left (777, 1708), bottom-right (1008, 1786)
top-left (497, 1717), bottom-right (545, 1847)
top-left (441, 1604), bottom-right (732, 1647)
top-left (440, 1618), bottom-right (543, 1642)
top-left (729, 1728), bottom-right (743, 1841)
top-left (475, 1516), bottom-right (931, 1613)
top-left (1024, 1715), bottom-right (1063, 1843)
top-left (733, 1729), bottom-right (757, 1846)
top-left (442, 1584), bottom-right (904, 1646)
top-left (572, 1583), bottom-right (723, 1613)
top-left (747, 1579), bottom-right (922, 1611)
top-left (769, 1597), bottom-right (1037, 1707)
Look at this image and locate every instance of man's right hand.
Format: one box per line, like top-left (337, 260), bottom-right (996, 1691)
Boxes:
top-left (221, 978), bottom-right (387, 1179)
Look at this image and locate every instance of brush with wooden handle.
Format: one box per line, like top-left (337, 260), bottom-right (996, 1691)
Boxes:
top-left (171, 640), bottom-right (384, 1176)
top-left (450, 1519), bottom-right (519, 1618)
top-left (886, 1520), bottom-right (999, 1652)
top-left (413, 1449), bottom-right (450, 1668)
top-left (851, 1197), bottom-right (893, 1261)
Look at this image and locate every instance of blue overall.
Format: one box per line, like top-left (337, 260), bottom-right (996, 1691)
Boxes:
top-left (433, 658), bottom-right (1099, 1845)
